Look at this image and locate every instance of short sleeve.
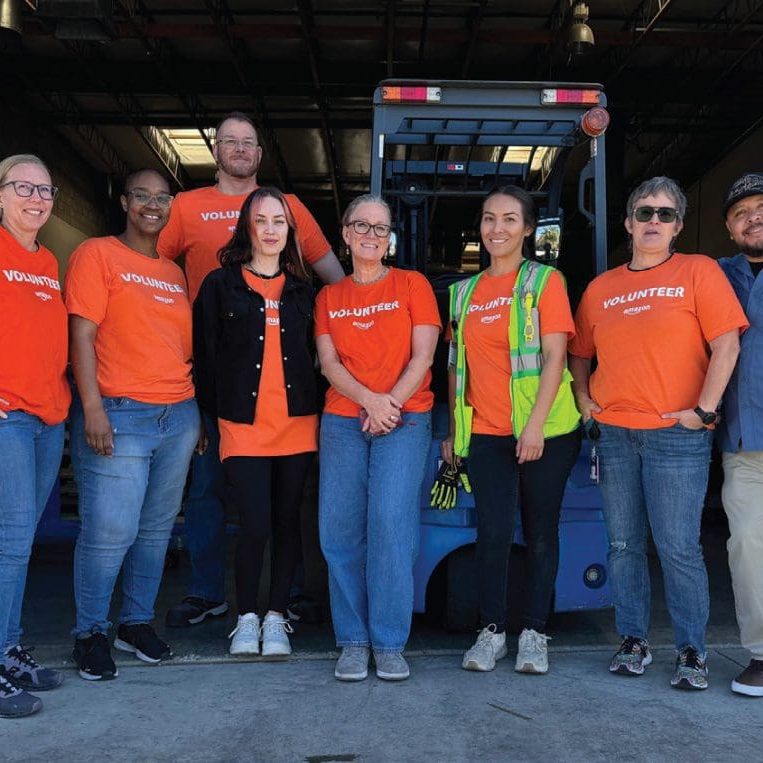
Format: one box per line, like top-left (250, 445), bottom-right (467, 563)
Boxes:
top-left (157, 193), bottom-right (185, 260)
top-left (569, 285), bottom-right (596, 359)
top-left (692, 256), bottom-right (749, 341)
top-left (313, 286), bottom-right (331, 337)
top-left (538, 269), bottom-right (575, 339)
top-left (286, 195), bottom-right (331, 265)
top-left (407, 272), bottom-right (442, 330)
top-left (64, 242), bottom-right (110, 325)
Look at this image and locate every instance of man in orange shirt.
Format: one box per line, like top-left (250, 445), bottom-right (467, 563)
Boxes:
top-left (160, 112), bottom-right (344, 628)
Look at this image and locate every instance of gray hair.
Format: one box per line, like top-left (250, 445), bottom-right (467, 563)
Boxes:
top-left (341, 194), bottom-right (391, 227)
top-left (626, 176), bottom-right (687, 221)
top-left (0, 153), bottom-right (50, 185)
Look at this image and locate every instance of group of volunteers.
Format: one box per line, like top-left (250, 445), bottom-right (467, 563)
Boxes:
top-left (1, 108), bottom-right (762, 720)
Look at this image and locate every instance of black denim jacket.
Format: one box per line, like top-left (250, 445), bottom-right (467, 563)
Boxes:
top-left (193, 263), bottom-right (318, 422)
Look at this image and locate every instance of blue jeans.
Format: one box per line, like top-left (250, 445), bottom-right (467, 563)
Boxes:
top-left (183, 411), bottom-right (227, 602)
top-left (0, 412), bottom-right (64, 650)
top-left (596, 422), bottom-right (713, 653)
top-left (319, 411), bottom-right (431, 653)
top-left (70, 396), bottom-right (199, 635)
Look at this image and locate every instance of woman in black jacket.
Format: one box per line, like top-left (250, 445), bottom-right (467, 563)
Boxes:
top-left (193, 187), bottom-right (319, 658)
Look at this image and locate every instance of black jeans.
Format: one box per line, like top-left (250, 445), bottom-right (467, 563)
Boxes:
top-left (223, 452), bottom-right (315, 616)
top-left (468, 428), bottom-right (582, 633)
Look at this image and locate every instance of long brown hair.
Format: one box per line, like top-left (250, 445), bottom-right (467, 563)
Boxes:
top-left (218, 187), bottom-right (309, 281)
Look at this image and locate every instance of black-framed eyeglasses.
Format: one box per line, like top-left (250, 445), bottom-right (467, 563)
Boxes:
top-left (216, 138), bottom-right (258, 151)
top-left (633, 206), bottom-right (678, 223)
top-left (0, 180), bottom-right (58, 201)
top-left (347, 220), bottom-right (392, 237)
top-left (126, 190), bottom-right (173, 207)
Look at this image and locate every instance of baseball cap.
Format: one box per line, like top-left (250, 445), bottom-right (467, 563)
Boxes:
top-left (723, 172), bottom-right (763, 216)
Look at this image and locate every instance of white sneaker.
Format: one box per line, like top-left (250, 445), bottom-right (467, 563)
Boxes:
top-left (229, 613), bottom-right (261, 655)
top-left (462, 625), bottom-right (507, 671)
top-left (261, 613), bottom-right (293, 658)
top-left (515, 628), bottom-right (549, 674)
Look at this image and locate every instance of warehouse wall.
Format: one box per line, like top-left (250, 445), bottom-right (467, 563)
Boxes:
top-left (682, 127), bottom-right (763, 259)
top-left (0, 96), bottom-right (110, 268)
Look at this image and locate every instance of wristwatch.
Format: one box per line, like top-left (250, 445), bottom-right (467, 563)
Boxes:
top-left (694, 406), bottom-right (718, 426)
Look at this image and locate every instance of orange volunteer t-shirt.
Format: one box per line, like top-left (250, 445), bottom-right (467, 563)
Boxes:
top-left (569, 253), bottom-right (749, 429)
top-left (457, 269), bottom-right (574, 436)
top-left (157, 186), bottom-right (331, 302)
top-left (218, 269), bottom-right (318, 459)
top-left (314, 268), bottom-right (441, 416)
top-left (65, 236), bottom-right (194, 405)
top-left (0, 225), bottom-right (71, 425)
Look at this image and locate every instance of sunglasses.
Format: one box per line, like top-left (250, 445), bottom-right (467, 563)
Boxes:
top-left (633, 206), bottom-right (678, 223)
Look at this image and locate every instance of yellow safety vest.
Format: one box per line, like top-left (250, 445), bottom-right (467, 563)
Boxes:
top-left (449, 259), bottom-right (580, 457)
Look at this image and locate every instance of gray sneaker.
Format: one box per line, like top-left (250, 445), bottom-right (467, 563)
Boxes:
top-left (515, 629), bottom-right (550, 674)
top-left (2, 645), bottom-right (63, 691)
top-left (334, 646), bottom-right (370, 681)
top-left (0, 674), bottom-right (42, 719)
top-left (374, 651), bottom-right (410, 681)
top-left (462, 625), bottom-right (507, 672)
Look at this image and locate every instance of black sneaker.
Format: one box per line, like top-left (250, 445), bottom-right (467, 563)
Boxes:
top-left (609, 636), bottom-right (653, 676)
top-left (731, 658), bottom-right (763, 697)
top-left (0, 673), bottom-right (42, 719)
top-left (671, 646), bottom-right (708, 690)
top-left (2, 645), bottom-right (63, 691)
top-left (165, 596), bottom-right (229, 628)
top-left (73, 633), bottom-right (118, 681)
top-left (114, 623), bottom-right (172, 664)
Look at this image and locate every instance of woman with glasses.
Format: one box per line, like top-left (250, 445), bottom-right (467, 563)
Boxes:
top-left (193, 187), bottom-right (318, 658)
top-left (315, 194), bottom-right (440, 682)
top-left (66, 169), bottom-right (200, 681)
top-left (569, 176), bottom-right (748, 690)
top-left (0, 154), bottom-right (69, 718)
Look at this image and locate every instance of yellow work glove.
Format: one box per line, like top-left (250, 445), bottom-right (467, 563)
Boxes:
top-left (430, 461), bottom-right (472, 510)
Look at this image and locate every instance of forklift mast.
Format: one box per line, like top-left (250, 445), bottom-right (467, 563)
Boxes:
top-left (370, 80), bottom-right (609, 278)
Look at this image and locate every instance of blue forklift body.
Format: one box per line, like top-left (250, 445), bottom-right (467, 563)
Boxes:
top-left (370, 80), bottom-right (612, 620)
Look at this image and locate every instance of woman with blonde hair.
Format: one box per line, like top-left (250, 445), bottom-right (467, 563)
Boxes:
top-left (0, 154), bottom-right (70, 717)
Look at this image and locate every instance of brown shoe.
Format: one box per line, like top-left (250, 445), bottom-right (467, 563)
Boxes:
top-left (731, 659), bottom-right (763, 697)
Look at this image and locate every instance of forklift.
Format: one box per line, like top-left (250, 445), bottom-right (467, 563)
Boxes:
top-left (370, 79), bottom-right (612, 629)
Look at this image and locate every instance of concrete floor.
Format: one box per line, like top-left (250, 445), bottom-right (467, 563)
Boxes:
top-left (6, 515), bottom-right (760, 762)
top-left (3, 647), bottom-right (759, 762)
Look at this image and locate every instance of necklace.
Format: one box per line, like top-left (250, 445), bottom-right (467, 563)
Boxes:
top-left (351, 266), bottom-right (389, 285)
top-left (244, 263), bottom-right (282, 279)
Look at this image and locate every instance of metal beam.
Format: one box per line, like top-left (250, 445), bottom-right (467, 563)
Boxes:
top-left (53, 38), bottom-right (190, 189)
top-left (386, 0), bottom-right (395, 77)
top-left (202, 0), bottom-right (291, 190)
top-left (115, 0), bottom-right (214, 159)
top-left (601, 0), bottom-right (681, 85)
top-left (296, 0), bottom-right (342, 225)
top-left (639, 37), bottom-right (763, 180)
top-left (628, 0), bottom-right (763, 180)
top-left (460, 0), bottom-right (488, 79)
top-left (417, 0), bottom-right (431, 65)
top-left (11, 82), bottom-right (129, 177)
